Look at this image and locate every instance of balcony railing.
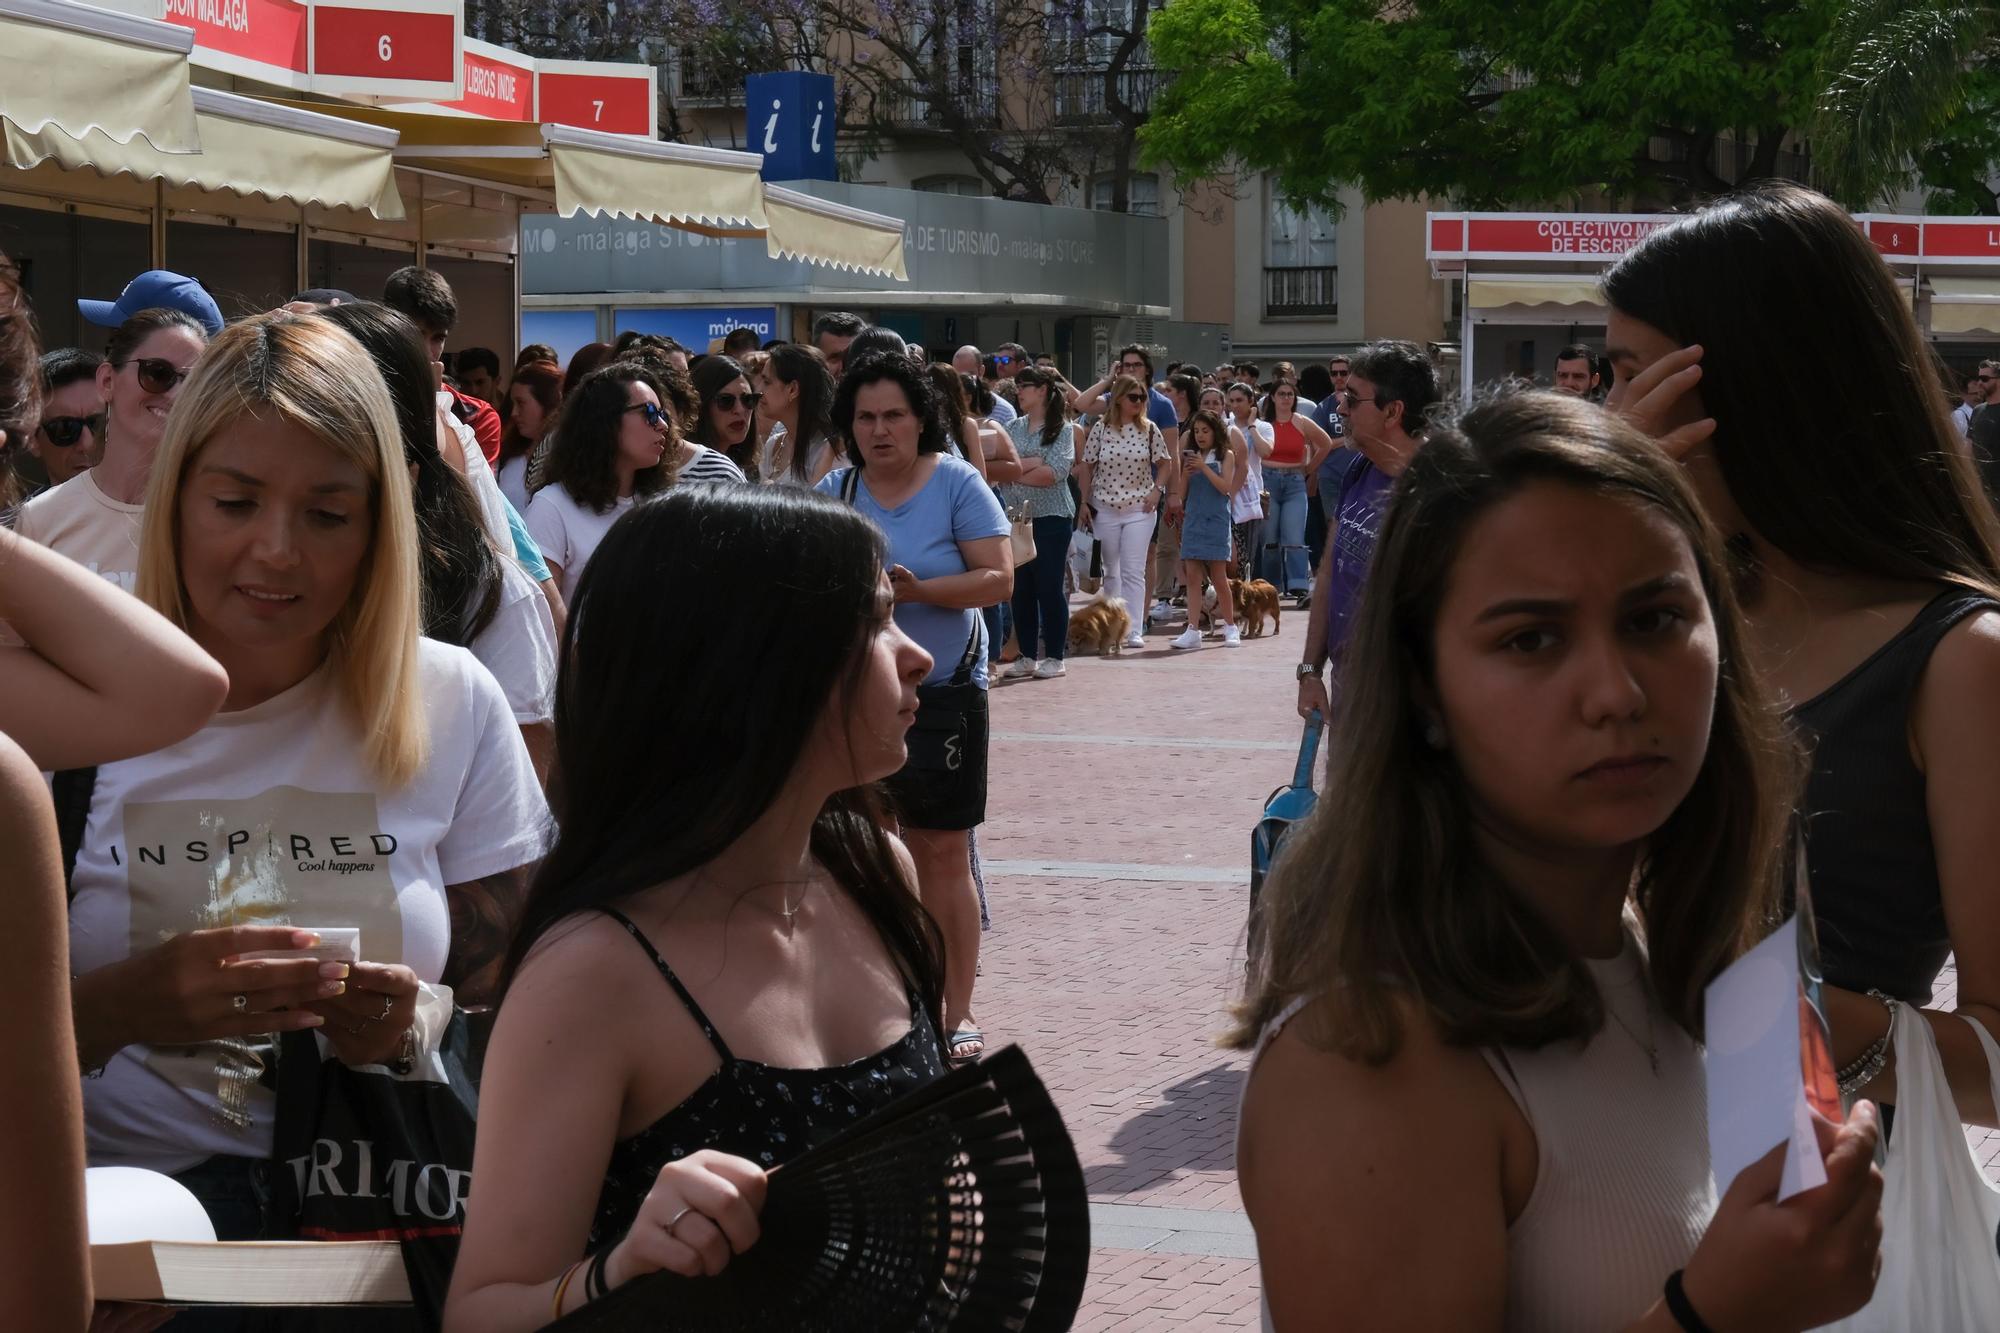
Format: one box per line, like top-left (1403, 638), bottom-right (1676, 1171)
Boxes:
top-left (673, 51), bottom-right (741, 106)
top-left (1264, 265), bottom-right (1339, 318)
top-left (1052, 66), bottom-right (1159, 123)
top-left (886, 72), bottom-right (1000, 129)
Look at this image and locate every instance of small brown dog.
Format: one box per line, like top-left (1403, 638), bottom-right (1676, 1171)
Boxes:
top-left (1232, 578), bottom-right (1281, 638)
top-left (1067, 595), bottom-right (1133, 656)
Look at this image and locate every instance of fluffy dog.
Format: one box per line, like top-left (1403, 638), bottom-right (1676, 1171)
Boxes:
top-left (1232, 578), bottom-right (1281, 638)
top-left (1067, 595), bottom-right (1133, 656)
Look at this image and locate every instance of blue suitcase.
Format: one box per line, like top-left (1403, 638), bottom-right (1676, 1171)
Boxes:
top-left (1250, 710), bottom-right (1325, 938)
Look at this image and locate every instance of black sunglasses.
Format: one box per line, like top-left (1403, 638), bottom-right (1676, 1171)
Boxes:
top-left (122, 357), bottom-right (192, 395)
top-left (1341, 389), bottom-right (1380, 408)
top-left (1122, 392), bottom-right (1145, 404)
top-left (39, 413), bottom-right (103, 446)
top-left (712, 390), bottom-right (762, 411)
top-left (622, 401), bottom-right (667, 428)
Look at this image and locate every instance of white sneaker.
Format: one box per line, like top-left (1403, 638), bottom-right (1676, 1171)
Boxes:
top-left (1148, 601), bottom-right (1176, 624)
top-left (1170, 627), bottom-right (1203, 651)
top-left (1001, 657), bottom-right (1036, 679)
top-left (1122, 630), bottom-right (1147, 650)
top-left (1221, 625), bottom-right (1242, 647)
top-left (1033, 658), bottom-right (1066, 679)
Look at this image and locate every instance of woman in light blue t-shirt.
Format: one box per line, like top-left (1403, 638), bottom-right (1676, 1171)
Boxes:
top-left (817, 354), bottom-right (1010, 1067)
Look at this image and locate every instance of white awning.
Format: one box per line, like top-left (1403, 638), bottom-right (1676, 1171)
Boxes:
top-left (4, 88), bottom-right (405, 219)
top-left (0, 0), bottom-right (198, 152)
top-left (1930, 277), bottom-right (2000, 336)
top-left (762, 185), bottom-right (907, 280)
top-left (1467, 277), bottom-right (1604, 310)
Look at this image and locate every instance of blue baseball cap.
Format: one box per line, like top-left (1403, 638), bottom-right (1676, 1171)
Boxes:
top-left (79, 270), bottom-right (223, 336)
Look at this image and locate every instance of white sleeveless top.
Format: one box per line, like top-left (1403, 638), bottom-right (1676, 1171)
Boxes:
top-left (1245, 935), bottom-right (1714, 1332)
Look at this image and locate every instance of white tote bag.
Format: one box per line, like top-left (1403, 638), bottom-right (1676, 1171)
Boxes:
top-left (1818, 1005), bottom-right (2000, 1330)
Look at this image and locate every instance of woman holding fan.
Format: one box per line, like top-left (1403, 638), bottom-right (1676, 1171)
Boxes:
top-left (445, 485), bottom-right (947, 1331)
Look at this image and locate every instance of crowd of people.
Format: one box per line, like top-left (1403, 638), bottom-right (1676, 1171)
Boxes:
top-left (8, 176), bottom-right (2000, 1332)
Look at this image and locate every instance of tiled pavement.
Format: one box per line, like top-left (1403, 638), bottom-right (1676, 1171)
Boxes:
top-left (977, 597), bottom-right (1296, 1327)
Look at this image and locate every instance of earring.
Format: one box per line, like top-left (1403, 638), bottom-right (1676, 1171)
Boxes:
top-left (1423, 719), bottom-right (1447, 750)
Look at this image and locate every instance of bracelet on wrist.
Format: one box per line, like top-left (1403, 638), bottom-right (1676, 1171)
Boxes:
top-left (551, 1259), bottom-right (586, 1321)
top-left (1836, 989), bottom-right (1901, 1098)
top-left (1663, 1269), bottom-right (1714, 1333)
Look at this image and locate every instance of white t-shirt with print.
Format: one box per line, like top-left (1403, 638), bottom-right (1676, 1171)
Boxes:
top-left (69, 639), bottom-right (549, 1172)
top-left (15, 470), bottom-right (144, 592)
top-left (523, 484), bottom-right (635, 600)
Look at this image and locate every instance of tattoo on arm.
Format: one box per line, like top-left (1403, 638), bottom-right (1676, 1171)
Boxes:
top-left (444, 864), bottom-right (534, 1008)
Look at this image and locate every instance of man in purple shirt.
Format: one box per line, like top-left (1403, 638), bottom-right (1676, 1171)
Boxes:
top-left (1296, 341), bottom-right (1439, 720)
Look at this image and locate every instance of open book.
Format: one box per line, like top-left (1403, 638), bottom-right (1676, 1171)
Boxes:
top-left (88, 1166), bottom-right (410, 1306)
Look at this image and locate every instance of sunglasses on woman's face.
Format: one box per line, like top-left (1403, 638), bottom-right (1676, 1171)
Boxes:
top-left (713, 391), bottom-right (762, 412)
top-left (123, 357), bottom-right (192, 395)
top-left (1123, 392), bottom-right (1145, 404)
top-left (622, 401), bottom-right (667, 428)
top-left (39, 413), bottom-right (103, 447)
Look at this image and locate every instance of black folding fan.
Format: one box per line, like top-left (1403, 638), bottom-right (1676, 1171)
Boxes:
top-left (551, 1044), bottom-right (1089, 1332)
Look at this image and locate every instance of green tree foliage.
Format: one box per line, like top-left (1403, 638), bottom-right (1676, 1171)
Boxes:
top-left (1142, 0), bottom-right (1840, 210)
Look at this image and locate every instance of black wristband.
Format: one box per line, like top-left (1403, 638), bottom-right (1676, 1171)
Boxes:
top-left (584, 1246), bottom-right (612, 1301)
top-left (1663, 1270), bottom-right (1714, 1333)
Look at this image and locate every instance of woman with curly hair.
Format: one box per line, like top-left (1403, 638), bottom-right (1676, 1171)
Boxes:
top-left (524, 362), bottom-right (675, 599)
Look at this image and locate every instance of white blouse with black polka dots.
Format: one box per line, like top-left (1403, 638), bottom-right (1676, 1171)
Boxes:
top-left (1083, 419), bottom-right (1171, 510)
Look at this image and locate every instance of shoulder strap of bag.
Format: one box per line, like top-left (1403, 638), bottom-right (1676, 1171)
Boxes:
top-left (840, 464), bottom-right (861, 505)
top-left (52, 766), bottom-right (97, 900)
top-left (946, 626), bottom-right (981, 687)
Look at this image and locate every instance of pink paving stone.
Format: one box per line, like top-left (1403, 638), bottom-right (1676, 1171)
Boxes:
top-left (981, 603), bottom-right (1295, 1322)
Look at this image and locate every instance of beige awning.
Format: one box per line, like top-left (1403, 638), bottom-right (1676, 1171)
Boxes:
top-left (4, 88), bottom-right (405, 219)
top-left (261, 100), bottom-right (905, 275)
top-left (0, 0), bottom-right (198, 153)
top-left (1930, 277), bottom-right (2000, 336)
top-left (763, 184), bottom-right (908, 280)
top-left (1467, 277), bottom-right (1604, 310)
top-left (542, 124), bottom-right (765, 230)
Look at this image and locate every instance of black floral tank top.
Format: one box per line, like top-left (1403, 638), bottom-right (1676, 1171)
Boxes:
top-left (588, 907), bottom-right (947, 1247)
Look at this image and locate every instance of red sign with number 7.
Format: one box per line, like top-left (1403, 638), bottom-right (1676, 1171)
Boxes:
top-left (537, 60), bottom-right (656, 137)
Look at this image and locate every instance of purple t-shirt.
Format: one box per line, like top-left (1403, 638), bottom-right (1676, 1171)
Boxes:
top-left (1325, 458), bottom-right (1394, 672)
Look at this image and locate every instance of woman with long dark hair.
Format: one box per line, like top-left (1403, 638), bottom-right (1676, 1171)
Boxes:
top-left (689, 354), bottom-right (759, 480)
top-left (443, 486), bottom-right (944, 1331)
top-left (1168, 408), bottom-right (1244, 650)
top-left (926, 362), bottom-right (991, 482)
top-left (316, 302), bottom-right (558, 778)
top-left (1256, 380), bottom-right (1336, 605)
top-left (1239, 390), bottom-right (1883, 1330)
top-left (1605, 183), bottom-right (2000, 1128)
top-left (1000, 366), bottom-right (1078, 678)
top-left (754, 343), bottom-right (840, 486)
top-left (525, 362), bottom-right (675, 599)
top-left (499, 360), bottom-right (563, 512)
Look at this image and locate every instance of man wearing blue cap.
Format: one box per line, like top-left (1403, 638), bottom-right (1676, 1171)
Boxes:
top-left (78, 270), bottom-right (224, 337)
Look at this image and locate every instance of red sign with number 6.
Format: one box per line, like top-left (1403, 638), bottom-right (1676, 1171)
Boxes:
top-left (313, 6), bottom-right (454, 80)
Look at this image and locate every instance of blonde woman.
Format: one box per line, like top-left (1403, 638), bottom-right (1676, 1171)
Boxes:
top-left (66, 314), bottom-right (547, 1239)
top-left (1077, 373), bottom-right (1173, 649)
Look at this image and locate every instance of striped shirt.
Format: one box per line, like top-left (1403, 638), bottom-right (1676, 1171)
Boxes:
top-left (675, 443), bottom-right (748, 485)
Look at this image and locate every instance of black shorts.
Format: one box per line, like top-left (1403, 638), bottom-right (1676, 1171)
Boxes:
top-left (885, 683), bottom-right (990, 832)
